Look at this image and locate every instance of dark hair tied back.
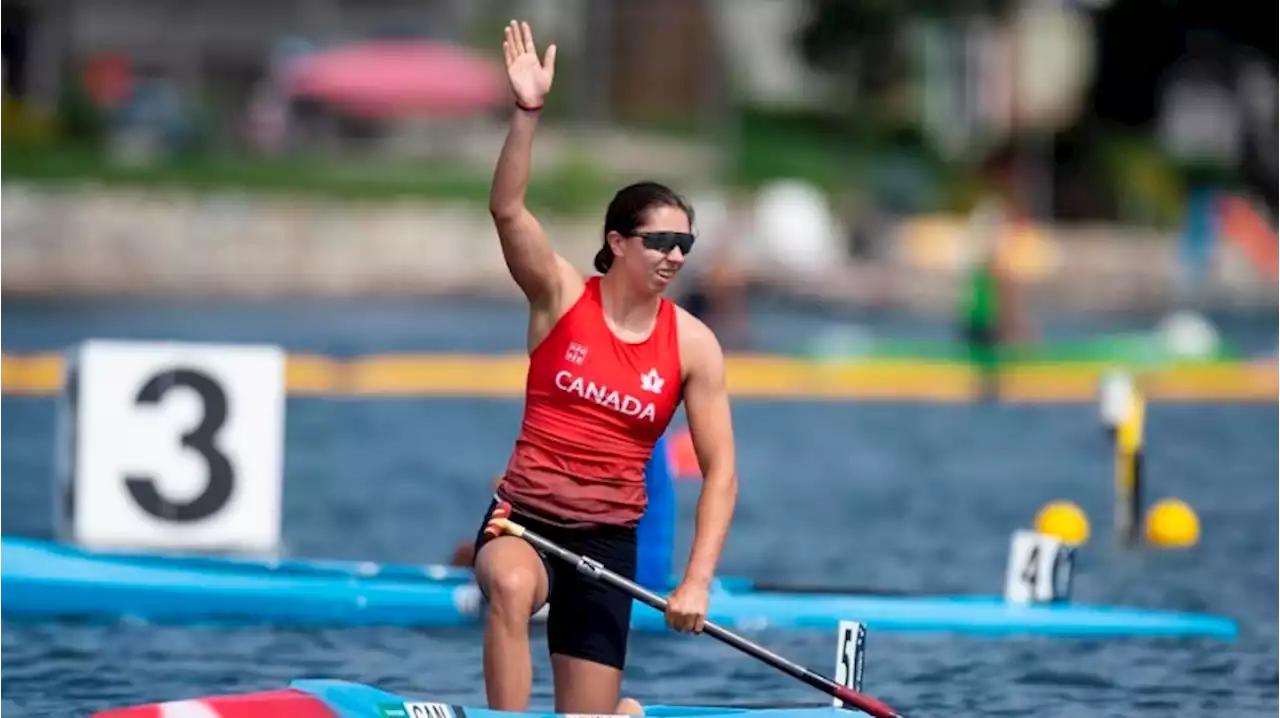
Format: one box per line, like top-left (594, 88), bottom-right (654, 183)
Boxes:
top-left (594, 181), bottom-right (694, 273)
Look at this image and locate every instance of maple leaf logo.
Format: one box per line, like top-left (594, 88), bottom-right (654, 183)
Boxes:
top-left (639, 368), bottom-right (664, 394)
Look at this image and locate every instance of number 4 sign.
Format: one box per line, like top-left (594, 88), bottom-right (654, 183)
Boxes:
top-left (55, 339), bottom-right (286, 554)
top-left (1003, 530), bottom-right (1076, 605)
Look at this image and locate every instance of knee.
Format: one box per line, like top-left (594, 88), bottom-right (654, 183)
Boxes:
top-left (484, 567), bottom-right (539, 617)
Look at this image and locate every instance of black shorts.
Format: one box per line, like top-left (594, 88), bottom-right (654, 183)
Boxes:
top-left (473, 497), bottom-right (638, 670)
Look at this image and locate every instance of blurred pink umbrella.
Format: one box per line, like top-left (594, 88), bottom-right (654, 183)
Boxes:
top-left (287, 40), bottom-right (508, 119)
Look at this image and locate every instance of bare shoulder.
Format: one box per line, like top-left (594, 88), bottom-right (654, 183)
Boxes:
top-left (526, 253), bottom-right (588, 351)
top-left (554, 252), bottom-right (585, 285)
top-left (532, 253), bottom-right (586, 317)
top-left (550, 253), bottom-right (587, 311)
top-left (674, 304), bottom-right (725, 382)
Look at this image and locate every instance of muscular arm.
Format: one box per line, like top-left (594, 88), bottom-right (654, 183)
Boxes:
top-left (489, 109), bottom-right (573, 308)
top-left (680, 319), bottom-right (738, 587)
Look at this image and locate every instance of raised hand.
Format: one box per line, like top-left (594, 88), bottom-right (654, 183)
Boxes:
top-left (503, 20), bottom-right (556, 109)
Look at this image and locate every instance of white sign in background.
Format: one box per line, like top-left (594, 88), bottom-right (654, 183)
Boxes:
top-left (832, 619), bottom-right (866, 708)
top-left (57, 339), bottom-right (286, 554)
top-left (1003, 529), bottom-right (1075, 605)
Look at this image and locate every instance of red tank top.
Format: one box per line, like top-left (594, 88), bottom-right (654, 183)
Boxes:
top-left (499, 277), bottom-right (683, 527)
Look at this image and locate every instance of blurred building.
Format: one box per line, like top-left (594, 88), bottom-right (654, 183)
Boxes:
top-left (4, 0), bottom-right (477, 129)
top-left (3, 0), bottom-right (859, 138)
top-left (4, 0), bottom-right (736, 131)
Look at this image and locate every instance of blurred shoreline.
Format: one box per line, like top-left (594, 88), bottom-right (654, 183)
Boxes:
top-left (3, 182), bottom-right (1274, 315)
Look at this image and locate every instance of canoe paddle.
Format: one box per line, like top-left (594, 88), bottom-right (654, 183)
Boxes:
top-left (493, 517), bottom-right (908, 718)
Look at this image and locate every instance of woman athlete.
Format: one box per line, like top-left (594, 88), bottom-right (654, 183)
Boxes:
top-left (472, 20), bottom-right (739, 715)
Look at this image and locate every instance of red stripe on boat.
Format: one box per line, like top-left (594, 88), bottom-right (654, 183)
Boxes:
top-left (91, 689), bottom-right (335, 718)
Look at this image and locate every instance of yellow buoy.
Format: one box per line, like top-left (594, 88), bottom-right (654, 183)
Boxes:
top-left (1034, 500), bottom-right (1090, 545)
top-left (1145, 498), bottom-right (1200, 547)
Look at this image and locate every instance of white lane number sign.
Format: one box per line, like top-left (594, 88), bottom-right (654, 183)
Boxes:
top-left (57, 339), bottom-right (285, 554)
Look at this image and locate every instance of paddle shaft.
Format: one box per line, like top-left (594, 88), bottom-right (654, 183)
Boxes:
top-left (495, 519), bottom-right (906, 718)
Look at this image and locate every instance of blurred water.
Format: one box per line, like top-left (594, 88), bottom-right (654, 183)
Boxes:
top-left (2, 299), bottom-right (1277, 717)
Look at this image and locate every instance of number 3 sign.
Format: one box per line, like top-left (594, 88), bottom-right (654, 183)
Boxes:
top-left (55, 339), bottom-right (286, 554)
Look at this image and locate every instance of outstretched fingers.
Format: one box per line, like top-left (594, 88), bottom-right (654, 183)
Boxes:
top-left (504, 23), bottom-right (519, 60)
top-left (506, 20), bottom-right (528, 57)
top-left (543, 43), bottom-right (557, 75)
top-left (504, 20), bottom-right (553, 72)
top-left (520, 21), bottom-right (536, 57)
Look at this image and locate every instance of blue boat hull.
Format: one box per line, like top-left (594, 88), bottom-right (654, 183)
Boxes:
top-left (1, 536), bottom-right (1237, 638)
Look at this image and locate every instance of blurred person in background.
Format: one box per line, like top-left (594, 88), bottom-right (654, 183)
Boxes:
top-left (958, 152), bottom-right (1035, 399)
top-left (674, 191), bottom-right (753, 350)
top-left (471, 20), bottom-right (738, 716)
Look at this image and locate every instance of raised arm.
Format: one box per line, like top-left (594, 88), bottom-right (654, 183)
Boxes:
top-left (489, 20), bottom-right (571, 307)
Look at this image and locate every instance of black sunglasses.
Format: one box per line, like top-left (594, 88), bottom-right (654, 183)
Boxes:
top-left (635, 231), bottom-right (695, 256)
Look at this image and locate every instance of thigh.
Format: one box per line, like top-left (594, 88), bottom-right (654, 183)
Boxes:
top-left (472, 500), bottom-right (552, 614)
top-left (546, 527), bottom-right (637, 670)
